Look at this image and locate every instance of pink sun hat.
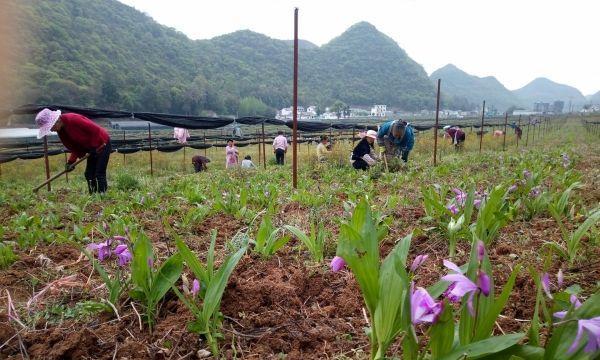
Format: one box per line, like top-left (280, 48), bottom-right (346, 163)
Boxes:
top-left (35, 108), bottom-right (61, 139)
top-left (365, 130), bottom-right (378, 139)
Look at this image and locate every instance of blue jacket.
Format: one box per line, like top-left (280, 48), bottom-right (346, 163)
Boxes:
top-left (377, 120), bottom-right (414, 151)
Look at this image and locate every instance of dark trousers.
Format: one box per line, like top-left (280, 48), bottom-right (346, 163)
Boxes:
top-left (85, 140), bottom-right (111, 194)
top-left (352, 159), bottom-right (369, 170)
top-left (400, 150), bottom-right (409, 163)
top-left (275, 149), bottom-right (285, 165)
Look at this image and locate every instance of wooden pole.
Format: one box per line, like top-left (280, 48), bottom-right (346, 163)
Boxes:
top-left (122, 130), bottom-right (126, 165)
top-left (516, 115), bottom-right (521, 148)
top-left (261, 122), bottom-right (266, 169)
top-left (64, 152), bottom-right (69, 183)
top-left (43, 135), bottom-right (51, 191)
top-left (183, 145), bottom-right (186, 171)
top-left (292, 8), bottom-right (299, 189)
top-left (257, 129), bottom-right (261, 167)
top-left (148, 123), bottom-right (153, 176)
top-left (433, 79), bottom-right (441, 166)
top-left (479, 100), bottom-right (486, 154)
top-left (352, 127), bottom-right (356, 147)
top-left (204, 131), bottom-right (207, 157)
top-left (525, 117), bottom-right (530, 147)
top-left (502, 112), bottom-right (508, 151)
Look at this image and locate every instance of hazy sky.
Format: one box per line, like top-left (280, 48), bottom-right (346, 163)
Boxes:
top-left (118, 0), bottom-right (599, 95)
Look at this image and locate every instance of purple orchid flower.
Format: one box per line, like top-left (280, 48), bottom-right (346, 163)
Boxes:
top-left (87, 239), bottom-right (112, 261)
top-left (477, 241), bottom-right (485, 262)
top-left (410, 255), bottom-right (429, 273)
top-left (508, 184), bottom-right (518, 193)
top-left (453, 188), bottom-right (466, 206)
top-left (441, 260), bottom-right (490, 316)
top-left (567, 316), bottom-right (600, 353)
top-left (147, 257), bottom-right (154, 268)
top-left (447, 204), bottom-right (459, 215)
top-left (113, 235), bottom-right (128, 243)
top-left (473, 198), bottom-right (483, 209)
top-left (541, 272), bottom-right (553, 299)
top-left (562, 154), bottom-right (571, 168)
top-left (477, 271), bottom-right (491, 296)
top-left (192, 279), bottom-right (200, 296)
top-left (330, 256), bottom-right (346, 272)
top-left (411, 286), bottom-right (443, 325)
top-left (523, 170), bottom-right (532, 179)
top-left (114, 244), bottom-right (132, 267)
top-left (529, 187), bottom-right (542, 198)
top-left (554, 294), bottom-right (582, 319)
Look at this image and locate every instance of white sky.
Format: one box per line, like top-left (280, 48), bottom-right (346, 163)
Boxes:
top-left (118, 0), bottom-right (599, 95)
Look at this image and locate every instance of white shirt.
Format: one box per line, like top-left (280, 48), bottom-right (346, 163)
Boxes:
top-left (241, 159), bottom-right (255, 168)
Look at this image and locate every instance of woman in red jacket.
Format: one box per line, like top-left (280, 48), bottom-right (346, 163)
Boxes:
top-left (36, 108), bottom-right (112, 194)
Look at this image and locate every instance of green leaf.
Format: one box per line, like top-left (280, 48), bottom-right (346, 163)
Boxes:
top-left (477, 345), bottom-right (544, 360)
top-left (150, 253), bottom-right (183, 304)
top-left (429, 300), bottom-right (455, 359)
top-left (439, 333), bottom-right (525, 360)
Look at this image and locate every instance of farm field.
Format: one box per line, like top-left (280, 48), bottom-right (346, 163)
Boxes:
top-left (0, 118), bottom-right (599, 359)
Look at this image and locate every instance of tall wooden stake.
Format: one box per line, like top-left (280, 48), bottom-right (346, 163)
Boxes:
top-left (261, 122), bottom-right (266, 169)
top-left (502, 112), bottom-right (508, 151)
top-left (122, 130), bottom-right (126, 164)
top-left (43, 135), bottom-right (51, 191)
top-left (148, 123), bottom-right (153, 176)
top-left (516, 115), bottom-right (521, 148)
top-left (433, 79), bottom-right (441, 166)
top-left (479, 100), bottom-right (486, 154)
top-left (64, 152), bottom-right (69, 183)
top-left (292, 8), bottom-right (299, 189)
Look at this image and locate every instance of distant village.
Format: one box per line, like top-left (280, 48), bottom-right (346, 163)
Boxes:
top-left (275, 99), bottom-right (599, 121)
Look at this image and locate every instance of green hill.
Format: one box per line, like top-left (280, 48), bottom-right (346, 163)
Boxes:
top-left (8, 0), bottom-right (436, 115)
top-left (513, 77), bottom-right (587, 110)
top-left (587, 91), bottom-right (600, 105)
top-left (430, 64), bottom-right (523, 112)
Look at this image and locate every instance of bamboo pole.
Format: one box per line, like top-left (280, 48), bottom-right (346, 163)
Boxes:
top-left (292, 7), bottom-right (299, 188)
top-left (502, 113), bottom-right (508, 151)
top-left (148, 123), bottom-right (153, 176)
top-left (479, 101), bottom-right (486, 154)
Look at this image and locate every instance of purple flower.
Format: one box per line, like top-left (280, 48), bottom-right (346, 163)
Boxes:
top-left (411, 286), bottom-right (443, 325)
top-left (147, 257), bottom-right (154, 268)
top-left (192, 279), bottom-right (200, 296)
top-left (330, 256), bottom-right (346, 272)
top-left (447, 204), bottom-right (459, 215)
top-left (508, 184), bottom-right (518, 193)
top-left (113, 235), bottom-right (128, 243)
top-left (541, 273), bottom-right (553, 299)
top-left (557, 269), bottom-right (564, 288)
top-left (562, 154), bottom-right (571, 168)
top-left (473, 198), bottom-right (482, 209)
top-left (114, 244), bottom-right (132, 266)
top-left (102, 222), bottom-right (109, 232)
top-left (453, 188), bottom-right (466, 206)
top-left (529, 187), bottom-right (541, 198)
top-left (410, 255), bottom-right (429, 273)
top-left (87, 239), bottom-right (111, 261)
top-left (523, 170), bottom-right (532, 179)
top-left (477, 241), bottom-right (485, 262)
top-left (477, 271), bottom-right (490, 296)
top-left (441, 260), bottom-right (490, 316)
top-left (554, 294), bottom-right (582, 319)
top-left (567, 316), bottom-right (600, 353)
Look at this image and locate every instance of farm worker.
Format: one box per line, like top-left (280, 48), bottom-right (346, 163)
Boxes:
top-left (241, 155), bottom-right (256, 169)
top-left (225, 139), bottom-right (239, 168)
top-left (351, 130), bottom-right (378, 170)
top-left (316, 135), bottom-right (330, 162)
top-left (509, 123), bottom-right (522, 139)
top-left (377, 119), bottom-right (414, 163)
top-left (173, 127), bottom-right (190, 144)
top-left (272, 130), bottom-right (288, 165)
top-left (35, 108), bottom-right (111, 194)
top-left (443, 125), bottom-right (466, 149)
top-left (192, 155), bottom-right (210, 172)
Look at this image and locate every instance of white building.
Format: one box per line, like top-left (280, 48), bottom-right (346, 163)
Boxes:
top-left (371, 105), bottom-right (387, 117)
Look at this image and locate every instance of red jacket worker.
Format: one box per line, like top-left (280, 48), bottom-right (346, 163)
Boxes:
top-left (36, 108), bottom-right (112, 194)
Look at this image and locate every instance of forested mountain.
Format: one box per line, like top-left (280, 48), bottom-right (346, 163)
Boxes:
top-left (429, 64), bottom-right (523, 112)
top-left (8, 0), bottom-right (436, 116)
top-left (513, 78), bottom-right (587, 109)
top-left (587, 91), bottom-right (600, 105)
